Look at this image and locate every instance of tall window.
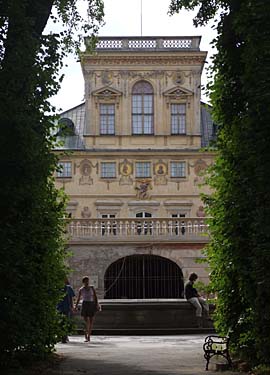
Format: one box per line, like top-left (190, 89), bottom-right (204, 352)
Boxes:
top-left (132, 81), bottom-right (154, 134)
top-left (171, 104), bottom-right (186, 134)
top-left (135, 162), bottom-right (151, 178)
top-left (101, 162), bottom-right (116, 179)
top-left (57, 161), bottom-right (72, 178)
top-left (100, 104), bottom-right (115, 135)
top-left (170, 162), bottom-right (186, 178)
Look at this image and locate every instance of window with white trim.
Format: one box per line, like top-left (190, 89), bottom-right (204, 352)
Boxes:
top-left (171, 104), bottom-right (186, 134)
top-left (132, 81), bottom-right (154, 135)
top-left (57, 161), bottom-right (72, 178)
top-left (170, 162), bottom-right (186, 178)
top-left (100, 104), bottom-right (115, 135)
top-left (101, 162), bottom-right (116, 179)
top-left (135, 162), bottom-right (151, 178)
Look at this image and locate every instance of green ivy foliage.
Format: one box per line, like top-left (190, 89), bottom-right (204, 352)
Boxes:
top-left (0, 0), bottom-right (104, 365)
top-left (170, 0), bottom-right (270, 366)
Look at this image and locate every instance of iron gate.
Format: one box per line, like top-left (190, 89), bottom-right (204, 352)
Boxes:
top-left (104, 254), bottom-right (184, 299)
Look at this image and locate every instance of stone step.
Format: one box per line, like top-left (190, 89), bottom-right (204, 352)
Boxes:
top-left (91, 327), bottom-right (215, 335)
top-left (73, 299), bottom-right (215, 334)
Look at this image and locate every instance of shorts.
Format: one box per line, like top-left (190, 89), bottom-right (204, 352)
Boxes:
top-left (81, 301), bottom-right (97, 318)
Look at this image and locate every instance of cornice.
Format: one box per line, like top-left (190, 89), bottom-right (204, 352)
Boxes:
top-left (81, 54), bottom-right (206, 67)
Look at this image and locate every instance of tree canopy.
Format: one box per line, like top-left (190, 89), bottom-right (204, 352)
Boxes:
top-left (0, 0), bottom-right (104, 365)
top-left (169, 0), bottom-right (270, 367)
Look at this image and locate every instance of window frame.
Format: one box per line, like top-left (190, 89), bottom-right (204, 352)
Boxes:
top-left (170, 161), bottom-right (186, 179)
top-left (56, 161), bottom-right (72, 178)
top-left (135, 161), bottom-right (152, 178)
top-left (132, 81), bottom-right (154, 135)
top-left (170, 103), bottom-right (186, 135)
top-left (100, 162), bottom-right (117, 179)
top-left (99, 103), bottom-right (115, 135)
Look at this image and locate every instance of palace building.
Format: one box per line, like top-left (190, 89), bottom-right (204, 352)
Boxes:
top-left (55, 36), bottom-right (215, 300)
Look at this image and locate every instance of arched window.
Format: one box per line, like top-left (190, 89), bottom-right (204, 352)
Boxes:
top-left (132, 81), bottom-right (154, 134)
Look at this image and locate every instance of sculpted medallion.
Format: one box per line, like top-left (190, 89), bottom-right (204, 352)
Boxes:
top-left (153, 161), bottom-right (168, 185)
top-left (119, 160), bottom-right (133, 185)
top-left (79, 160), bottom-right (93, 185)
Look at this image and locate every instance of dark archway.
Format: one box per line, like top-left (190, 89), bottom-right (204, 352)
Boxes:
top-left (104, 254), bottom-right (184, 299)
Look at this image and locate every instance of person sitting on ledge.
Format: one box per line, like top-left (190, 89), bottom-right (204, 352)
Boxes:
top-left (185, 273), bottom-right (210, 328)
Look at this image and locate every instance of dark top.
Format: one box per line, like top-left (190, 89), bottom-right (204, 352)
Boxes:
top-left (184, 281), bottom-right (199, 300)
top-left (57, 284), bottom-right (75, 315)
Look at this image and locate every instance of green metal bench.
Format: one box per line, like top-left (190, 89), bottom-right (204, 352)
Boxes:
top-left (203, 335), bottom-right (232, 370)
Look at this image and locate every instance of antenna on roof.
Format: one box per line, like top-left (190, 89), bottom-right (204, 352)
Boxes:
top-left (140, 0), bottom-right (143, 36)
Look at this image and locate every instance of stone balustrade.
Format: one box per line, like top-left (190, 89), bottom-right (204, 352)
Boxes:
top-left (67, 217), bottom-right (209, 243)
top-left (85, 36), bottom-right (201, 51)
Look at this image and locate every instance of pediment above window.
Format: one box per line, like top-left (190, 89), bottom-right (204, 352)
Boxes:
top-left (93, 86), bottom-right (122, 99)
top-left (93, 87), bottom-right (122, 108)
top-left (163, 86), bottom-right (193, 99)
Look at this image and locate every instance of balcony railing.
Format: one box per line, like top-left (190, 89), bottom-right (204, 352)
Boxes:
top-left (67, 217), bottom-right (209, 243)
top-left (85, 36), bottom-right (201, 52)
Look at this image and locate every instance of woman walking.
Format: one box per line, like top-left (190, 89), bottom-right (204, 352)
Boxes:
top-left (75, 276), bottom-right (100, 342)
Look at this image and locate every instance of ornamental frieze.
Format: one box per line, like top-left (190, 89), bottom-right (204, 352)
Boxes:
top-left (82, 55), bottom-right (206, 66)
top-left (119, 70), bottom-right (165, 79)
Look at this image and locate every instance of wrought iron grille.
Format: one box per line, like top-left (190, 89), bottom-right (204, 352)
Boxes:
top-left (104, 254), bottom-right (184, 299)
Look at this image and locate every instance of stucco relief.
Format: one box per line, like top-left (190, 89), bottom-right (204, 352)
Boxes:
top-left (135, 179), bottom-right (152, 199)
top-left (196, 206), bottom-right (206, 218)
top-left (119, 159), bottom-right (133, 185)
top-left (153, 161), bottom-right (168, 185)
top-left (81, 206), bottom-right (91, 218)
top-left (193, 159), bottom-right (208, 176)
top-left (101, 70), bottom-right (113, 85)
top-left (172, 71), bottom-right (184, 85)
top-left (79, 160), bottom-right (93, 185)
top-left (77, 159), bottom-right (98, 185)
top-left (191, 159), bottom-right (208, 186)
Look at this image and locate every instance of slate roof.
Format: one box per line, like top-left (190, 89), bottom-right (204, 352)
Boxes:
top-left (56, 103), bottom-right (86, 150)
top-left (56, 102), bottom-right (215, 150)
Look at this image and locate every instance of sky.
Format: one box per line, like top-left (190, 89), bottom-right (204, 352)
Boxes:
top-left (49, 0), bottom-right (217, 112)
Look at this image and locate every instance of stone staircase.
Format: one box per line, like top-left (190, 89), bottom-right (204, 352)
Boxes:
top-left (74, 299), bottom-right (215, 335)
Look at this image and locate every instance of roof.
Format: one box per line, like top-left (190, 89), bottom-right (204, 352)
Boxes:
top-left (56, 103), bottom-right (86, 150)
top-left (56, 102), bottom-right (215, 150)
top-left (200, 103), bottom-right (216, 147)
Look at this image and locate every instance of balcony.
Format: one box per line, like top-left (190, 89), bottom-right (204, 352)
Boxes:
top-left (85, 36), bottom-right (201, 52)
top-left (67, 217), bottom-right (209, 243)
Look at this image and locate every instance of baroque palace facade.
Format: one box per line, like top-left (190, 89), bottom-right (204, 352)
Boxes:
top-left (55, 36), bottom-right (215, 299)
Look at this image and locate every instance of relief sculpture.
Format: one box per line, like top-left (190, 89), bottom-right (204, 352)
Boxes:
top-left (135, 180), bottom-right (152, 200)
top-left (79, 160), bottom-right (93, 185)
top-left (119, 160), bottom-right (133, 185)
top-left (154, 161), bottom-right (168, 185)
